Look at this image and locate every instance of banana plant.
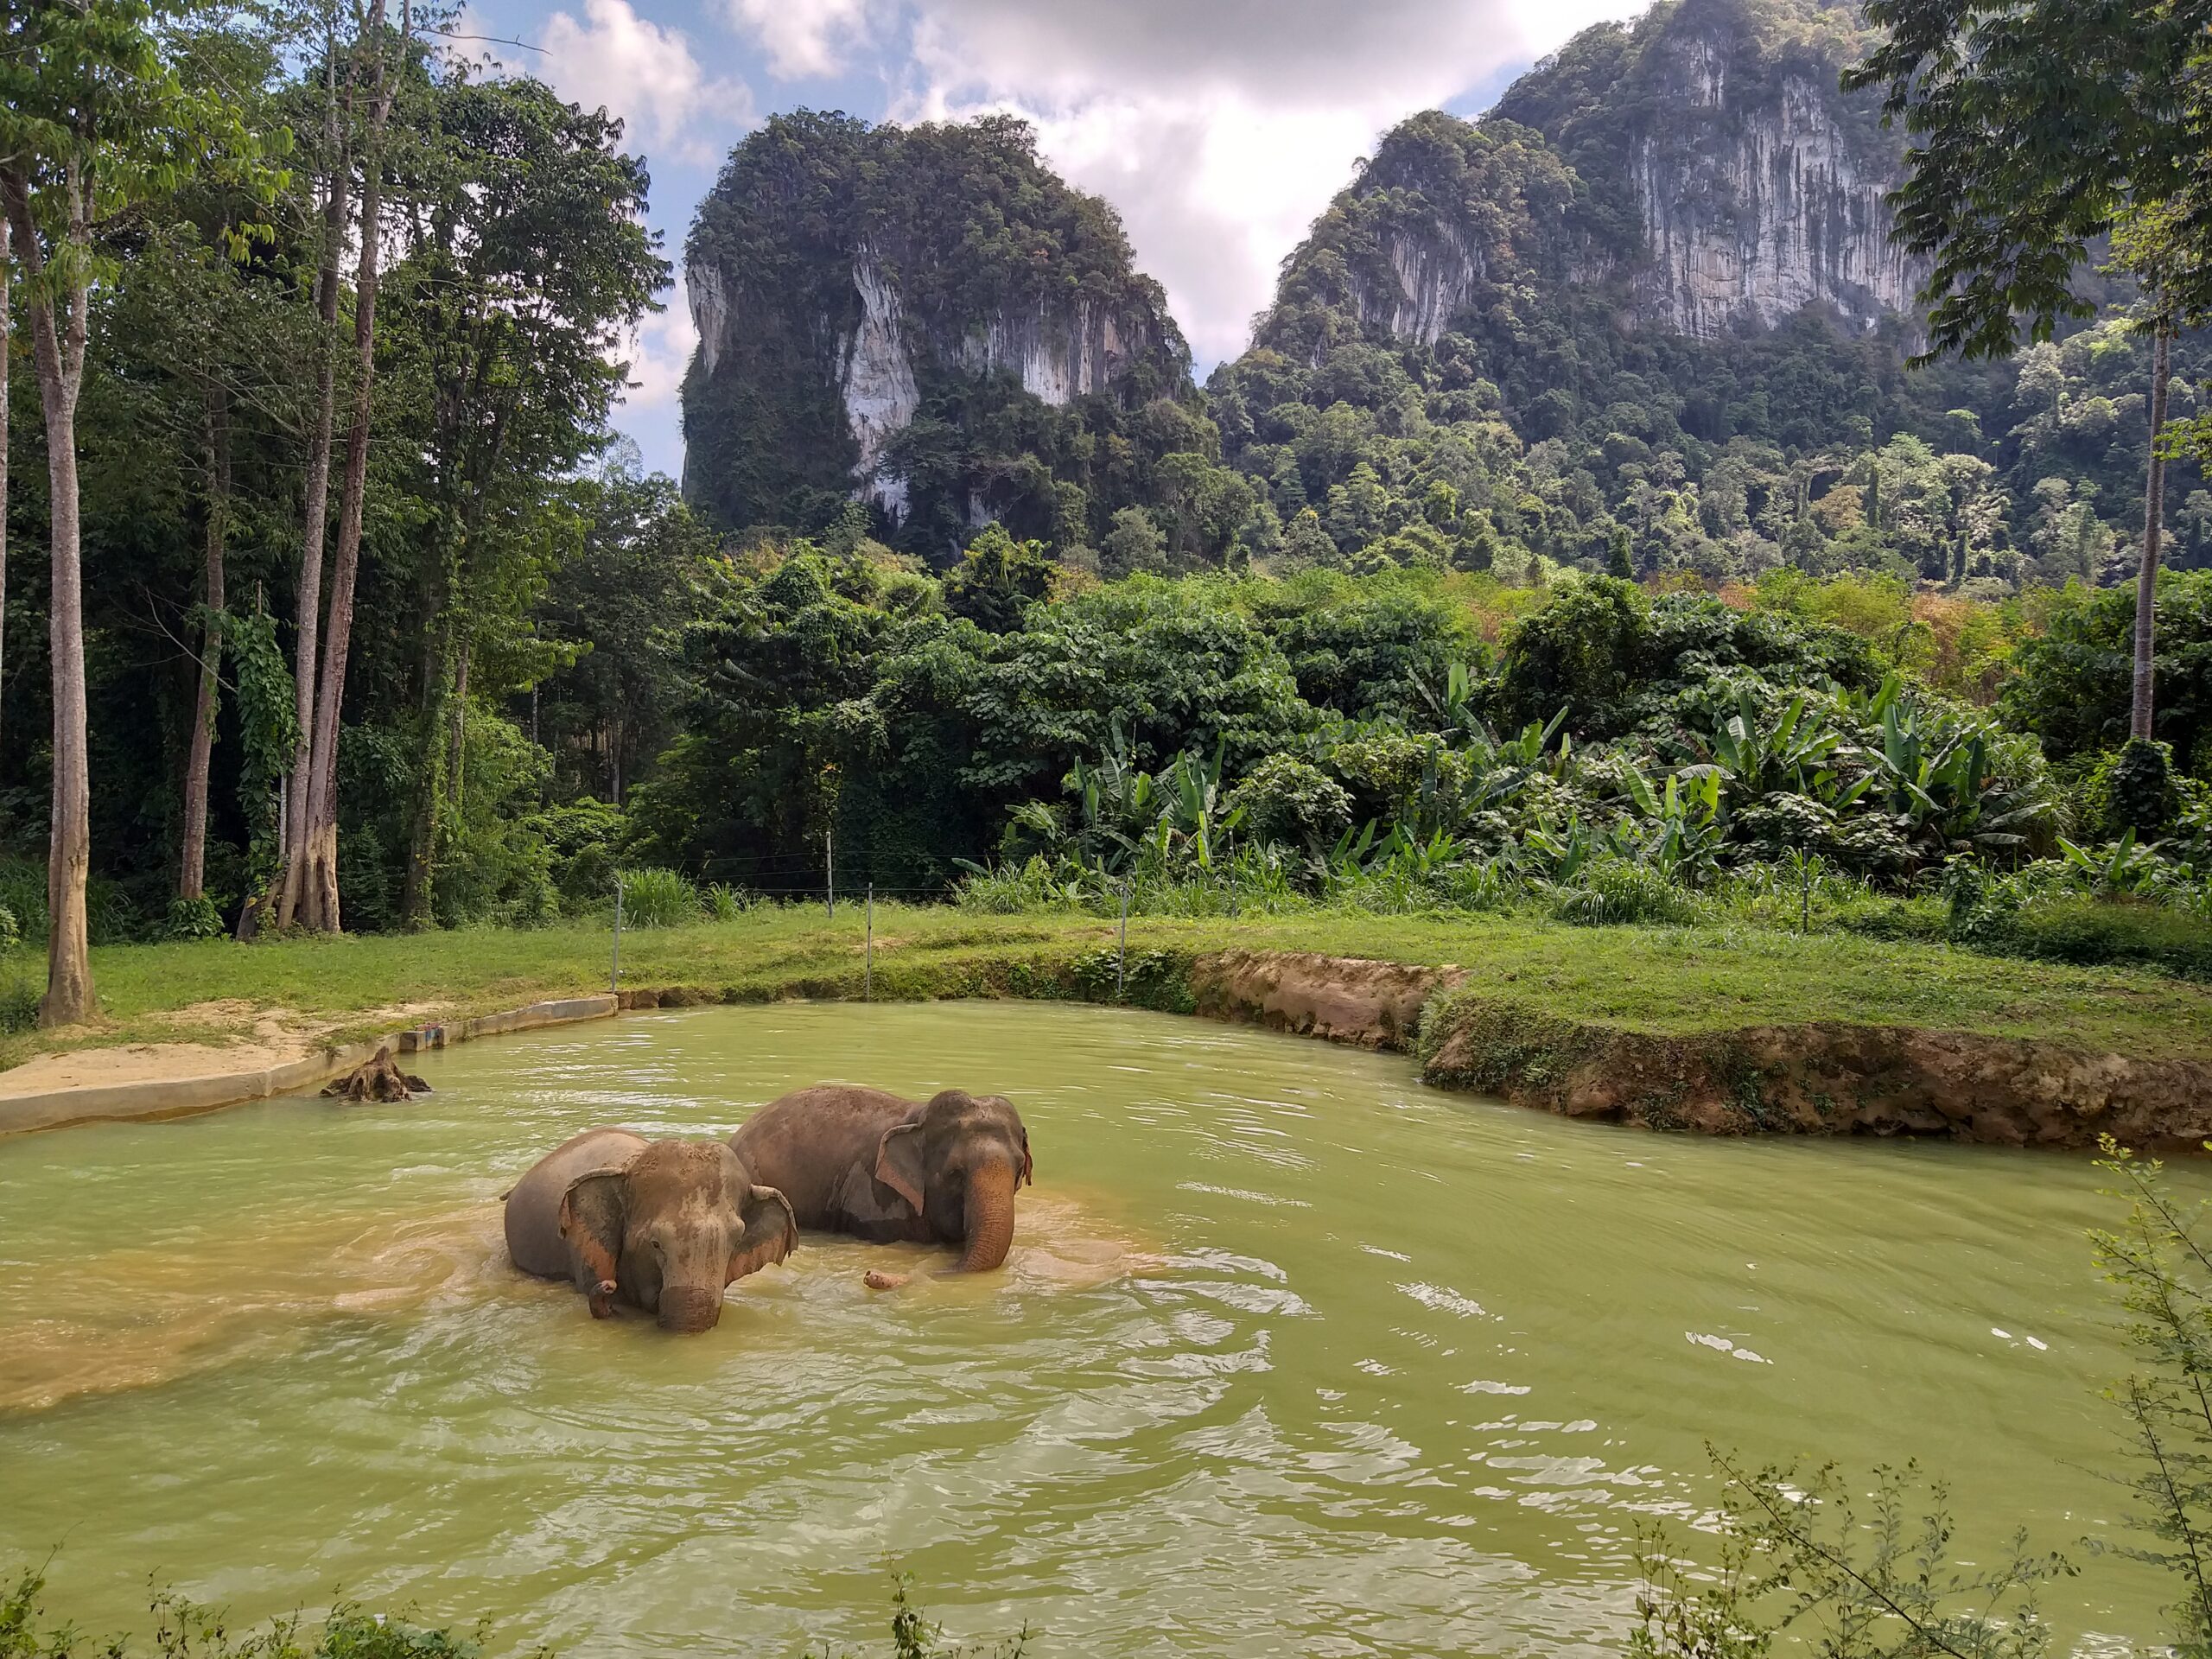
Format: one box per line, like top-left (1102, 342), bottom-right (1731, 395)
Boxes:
top-left (1869, 700), bottom-right (2051, 856)
top-left (2057, 830), bottom-right (2164, 896)
top-left (1411, 660), bottom-right (1484, 741)
top-left (1616, 766), bottom-right (1726, 886)
top-left (1693, 686), bottom-right (1844, 798)
top-left (1524, 812), bottom-right (1594, 885)
top-left (1154, 742), bottom-right (1247, 874)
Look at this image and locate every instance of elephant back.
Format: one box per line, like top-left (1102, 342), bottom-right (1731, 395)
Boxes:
top-left (730, 1085), bottom-right (913, 1230)
top-left (504, 1127), bottom-right (650, 1281)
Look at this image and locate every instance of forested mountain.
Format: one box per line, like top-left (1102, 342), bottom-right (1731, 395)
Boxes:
top-left (680, 112), bottom-right (1199, 558)
top-left (675, 0), bottom-right (2206, 594)
top-left (1207, 0), bottom-right (2209, 590)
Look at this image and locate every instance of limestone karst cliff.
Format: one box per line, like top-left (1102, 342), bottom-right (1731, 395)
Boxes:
top-left (680, 111), bottom-right (1192, 552)
top-left (1255, 0), bottom-right (1919, 363)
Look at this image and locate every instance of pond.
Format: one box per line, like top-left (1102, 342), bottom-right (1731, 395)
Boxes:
top-left (0, 1001), bottom-right (2177, 1655)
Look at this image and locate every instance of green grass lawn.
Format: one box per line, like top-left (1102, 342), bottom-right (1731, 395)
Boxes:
top-left (5, 903), bottom-right (2212, 1076)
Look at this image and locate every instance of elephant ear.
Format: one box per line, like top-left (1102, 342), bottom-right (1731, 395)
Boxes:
top-left (1019, 1129), bottom-right (1034, 1188)
top-left (558, 1169), bottom-right (628, 1318)
top-left (874, 1122), bottom-right (927, 1216)
top-left (728, 1185), bottom-right (798, 1283)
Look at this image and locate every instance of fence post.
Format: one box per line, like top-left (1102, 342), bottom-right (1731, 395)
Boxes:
top-left (1116, 880), bottom-right (1129, 1001)
top-left (825, 830), bottom-right (835, 922)
top-left (865, 882), bottom-right (874, 1001)
top-left (610, 874), bottom-right (623, 995)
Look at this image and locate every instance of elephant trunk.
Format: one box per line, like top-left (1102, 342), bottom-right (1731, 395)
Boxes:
top-left (657, 1284), bottom-right (722, 1334)
top-left (957, 1160), bottom-right (1018, 1274)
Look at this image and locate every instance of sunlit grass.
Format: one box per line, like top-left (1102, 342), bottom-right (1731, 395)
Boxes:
top-left (2, 901), bottom-right (2209, 1074)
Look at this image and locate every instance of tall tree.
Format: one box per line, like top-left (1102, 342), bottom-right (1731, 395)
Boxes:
top-left (295, 0), bottom-right (402, 934)
top-left (1848, 0), bottom-right (2212, 743)
top-left (380, 74), bottom-right (662, 925)
top-left (0, 0), bottom-right (281, 1022)
top-left (268, 0), bottom-right (350, 934)
top-left (0, 216), bottom-right (10, 760)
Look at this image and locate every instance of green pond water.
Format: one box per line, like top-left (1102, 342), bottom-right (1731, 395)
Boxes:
top-left (0, 1001), bottom-right (2180, 1655)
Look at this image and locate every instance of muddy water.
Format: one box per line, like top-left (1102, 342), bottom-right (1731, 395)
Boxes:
top-left (0, 1002), bottom-right (2180, 1655)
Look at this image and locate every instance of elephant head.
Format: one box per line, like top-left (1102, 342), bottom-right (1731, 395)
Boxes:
top-left (872, 1090), bottom-right (1033, 1273)
top-left (557, 1140), bottom-right (796, 1332)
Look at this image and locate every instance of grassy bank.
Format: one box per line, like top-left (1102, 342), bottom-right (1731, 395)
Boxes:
top-left (5, 904), bottom-right (2212, 1076)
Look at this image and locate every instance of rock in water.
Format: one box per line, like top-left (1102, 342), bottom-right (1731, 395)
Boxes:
top-left (322, 1045), bottom-right (431, 1103)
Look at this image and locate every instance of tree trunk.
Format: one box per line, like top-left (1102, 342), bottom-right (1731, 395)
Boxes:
top-left (400, 632), bottom-right (445, 929)
top-left (2132, 319), bottom-right (2174, 741)
top-left (4, 168), bottom-right (96, 1027)
top-left (271, 27), bottom-right (352, 933)
top-left (450, 638), bottom-right (467, 810)
top-left (0, 217), bottom-right (10, 760)
top-left (179, 386), bottom-right (231, 905)
top-left (298, 0), bottom-right (398, 934)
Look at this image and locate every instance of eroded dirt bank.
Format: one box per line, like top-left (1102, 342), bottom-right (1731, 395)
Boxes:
top-left (1188, 951), bottom-right (2212, 1151)
top-left (7, 947), bottom-right (2208, 1150)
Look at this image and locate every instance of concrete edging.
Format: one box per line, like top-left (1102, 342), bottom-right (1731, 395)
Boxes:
top-left (0, 994), bottom-right (619, 1138)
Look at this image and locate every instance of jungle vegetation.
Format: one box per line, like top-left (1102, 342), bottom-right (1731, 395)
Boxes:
top-left (1, 0), bottom-right (2209, 1035)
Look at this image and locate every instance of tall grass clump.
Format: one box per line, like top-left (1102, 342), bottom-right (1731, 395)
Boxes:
top-left (615, 868), bottom-right (698, 927)
top-left (1552, 858), bottom-right (1703, 926)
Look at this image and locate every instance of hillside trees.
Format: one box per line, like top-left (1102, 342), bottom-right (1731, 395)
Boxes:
top-left (368, 74), bottom-right (661, 925)
top-left (0, 0), bottom-right (284, 1020)
top-left (1850, 0), bottom-right (2212, 743)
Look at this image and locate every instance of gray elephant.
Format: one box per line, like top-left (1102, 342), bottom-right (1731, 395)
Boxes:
top-left (729, 1087), bottom-right (1033, 1287)
top-left (503, 1128), bottom-right (797, 1332)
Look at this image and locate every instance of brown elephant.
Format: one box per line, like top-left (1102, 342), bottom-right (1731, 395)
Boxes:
top-left (729, 1087), bottom-right (1033, 1286)
top-left (503, 1128), bottom-right (797, 1332)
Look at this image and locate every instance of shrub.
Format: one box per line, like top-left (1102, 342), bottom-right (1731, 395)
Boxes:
top-left (1992, 896), bottom-right (2212, 980)
top-left (0, 973), bottom-right (35, 1035)
top-left (0, 861), bottom-right (44, 944)
top-left (0, 1568), bottom-right (480, 1657)
top-left (162, 895), bottom-right (226, 942)
top-left (2083, 738), bottom-right (2182, 837)
top-left (1224, 754), bottom-right (1353, 850)
top-left (0, 906), bottom-right (16, 954)
top-left (615, 867), bottom-right (698, 927)
top-left (1552, 858), bottom-right (1702, 926)
top-left (704, 882), bottom-right (749, 922)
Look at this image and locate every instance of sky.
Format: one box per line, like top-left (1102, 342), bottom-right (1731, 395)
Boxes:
top-left (446, 0), bottom-right (1654, 479)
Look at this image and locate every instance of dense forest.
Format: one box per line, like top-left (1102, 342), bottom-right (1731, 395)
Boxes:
top-left (3, 0), bottom-right (2210, 1026)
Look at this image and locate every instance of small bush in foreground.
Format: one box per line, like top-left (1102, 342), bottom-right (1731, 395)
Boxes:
top-left (0, 1571), bottom-right (484, 1658)
top-left (1631, 1454), bottom-right (2070, 1659)
top-left (615, 867), bottom-right (697, 927)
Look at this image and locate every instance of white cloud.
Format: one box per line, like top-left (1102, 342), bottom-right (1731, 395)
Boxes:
top-left (540, 0), bottom-right (754, 165)
top-left (620, 270), bottom-right (700, 411)
top-left (720, 0), bottom-right (874, 79)
top-left (894, 0), bottom-right (1653, 369)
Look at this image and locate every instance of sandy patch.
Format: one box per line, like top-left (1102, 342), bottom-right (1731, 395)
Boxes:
top-left (0, 1001), bottom-right (441, 1101)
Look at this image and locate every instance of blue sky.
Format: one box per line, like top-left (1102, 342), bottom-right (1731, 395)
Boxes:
top-left (447, 0), bottom-right (1649, 478)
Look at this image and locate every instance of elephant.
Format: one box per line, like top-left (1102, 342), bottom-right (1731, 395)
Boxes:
top-left (729, 1087), bottom-right (1033, 1287)
top-left (503, 1128), bottom-right (797, 1332)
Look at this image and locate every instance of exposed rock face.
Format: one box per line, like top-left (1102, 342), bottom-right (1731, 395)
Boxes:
top-left (678, 111), bottom-right (1192, 541)
top-left (1630, 35), bottom-right (1920, 336)
top-left (1268, 0), bottom-right (1925, 355)
top-left (1359, 227), bottom-right (1484, 348)
top-left (839, 256), bottom-right (921, 515)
